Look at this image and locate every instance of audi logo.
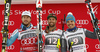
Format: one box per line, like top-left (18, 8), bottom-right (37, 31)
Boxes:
top-left (21, 38), bottom-right (36, 45)
top-left (42, 20), bottom-right (48, 25)
top-left (86, 44), bottom-right (89, 49)
top-left (2, 21), bottom-right (14, 26)
top-left (95, 44), bottom-right (100, 49)
top-left (76, 20), bottom-right (89, 25)
top-left (6, 45), bottom-right (15, 50)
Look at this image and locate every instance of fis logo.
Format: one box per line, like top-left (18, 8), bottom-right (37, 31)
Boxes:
top-left (86, 4), bottom-right (98, 15)
top-left (76, 20), bottom-right (89, 27)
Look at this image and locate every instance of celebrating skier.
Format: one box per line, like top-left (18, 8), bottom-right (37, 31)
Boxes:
top-left (42, 13), bottom-right (62, 52)
top-left (6, 11), bottom-right (39, 52)
top-left (57, 12), bottom-right (98, 52)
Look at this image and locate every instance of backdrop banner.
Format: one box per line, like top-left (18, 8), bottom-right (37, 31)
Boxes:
top-left (0, 3), bottom-right (100, 52)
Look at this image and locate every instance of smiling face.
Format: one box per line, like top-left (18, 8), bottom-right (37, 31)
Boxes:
top-left (47, 17), bottom-right (57, 27)
top-left (66, 20), bottom-right (75, 29)
top-left (21, 15), bottom-right (31, 26)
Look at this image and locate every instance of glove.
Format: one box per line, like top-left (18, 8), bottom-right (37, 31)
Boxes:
top-left (1, 27), bottom-right (9, 34)
top-left (56, 39), bottom-right (61, 48)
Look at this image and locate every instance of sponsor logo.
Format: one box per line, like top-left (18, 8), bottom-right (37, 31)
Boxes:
top-left (76, 20), bottom-right (89, 25)
top-left (2, 21), bottom-right (14, 26)
top-left (6, 3), bottom-right (10, 14)
top-left (2, 10), bottom-right (13, 15)
top-left (21, 38), bottom-right (36, 45)
top-left (4, 16), bottom-right (9, 26)
top-left (6, 45), bottom-right (15, 50)
top-left (4, 2), bottom-right (10, 26)
top-left (86, 4), bottom-right (98, 15)
top-left (21, 47), bottom-right (37, 51)
top-left (42, 20), bottom-right (48, 25)
top-left (95, 44), bottom-right (100, 49)
top-left (76, 20), bottom-right (89, 27)
top-left (45, 46), bottom-right (58, 50)
top-left (73, 46), bottom-right (83, 51)
top-left (86, 44), bottom-right (89, 49)
top-left (96, 50), bottom-right (100, 52)
top-left (42, 20), bottom-right (48, 28)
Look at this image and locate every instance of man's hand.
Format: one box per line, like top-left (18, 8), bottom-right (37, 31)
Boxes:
top-left (57, 39), bottom-right (61, 48)
top-left (1, 27), bottom-right (5, 34)
top-left (1, 27), bottom-right (9, 34)
top-left (36, 29), bottom-right (40, 34)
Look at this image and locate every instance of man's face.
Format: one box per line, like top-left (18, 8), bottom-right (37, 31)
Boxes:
top-left (66, 20), bottom-right (75, 29)
top-left (47, 17), bottom-right (57, 27)
top-left (22, 15), bottom-right (31, 26)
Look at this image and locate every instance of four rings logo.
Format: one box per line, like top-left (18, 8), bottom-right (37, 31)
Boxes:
top-left (76, 20), bottom-right (89, 25)
top-left (2, 21), bottom-right (14, 26)
top-left (42, 20), bottom-right (48, 28)
top-left (86, 44), bottom-right (89, 49)
top-left (6, 45), bottom-right (15, 50)
top-left (42, 20), bottom-right (48, 25)
top-left (95, 44), bottom-right (100, 49)
top-left (21, 38), bottom-right (36, 45)
top-left (76, 20), bottom-right (89, 27)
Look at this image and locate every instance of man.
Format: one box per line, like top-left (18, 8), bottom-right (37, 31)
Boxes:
top-left (42, 13), bottom-right (62, 52)
top-left (57, 12), bottom-right (97, 52)
top-left (6, 11), bottom-right (39, 52)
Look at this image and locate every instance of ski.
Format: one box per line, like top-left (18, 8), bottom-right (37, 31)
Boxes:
top-left (60, 14), bottom-right (67, 52)
top-left (2, 0), bottom-right (12, 52)
top-left (85, 0), bottom-right (100, 42)
top-left (36, 0), bottom-right (42, 52)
